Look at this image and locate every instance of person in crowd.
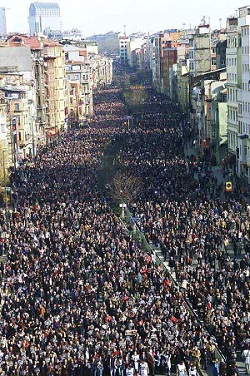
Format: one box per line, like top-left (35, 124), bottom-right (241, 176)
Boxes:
top-left (176, 360), bottom-right (187, 376)
top-left (242, 346), bottom-right (250, 375)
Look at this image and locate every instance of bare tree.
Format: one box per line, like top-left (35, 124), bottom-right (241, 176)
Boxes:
top-left (123, 85), bottom-right (148, 110)
top-left (111, 172), bottom-right (142, 204)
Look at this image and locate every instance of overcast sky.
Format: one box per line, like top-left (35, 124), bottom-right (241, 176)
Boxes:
top-left (4, 0), bottom-right (239, 37)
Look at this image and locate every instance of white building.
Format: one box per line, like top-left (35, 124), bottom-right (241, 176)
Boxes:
top-left (128, 35), bottom-right (146, 67)
top-left (237, 6), bottom-right (250, 181)
top-left (119, 33), bottom-right (146, 67)
top-left (226, 16), bottom-right (241, 171)
top-left (28, 2), bottom-right (62, 36)
top-left (0, 47), bottom-right (40, 162)
top-left (119, 35), bottom-right (129, 65)
top-left (0, 7), bottom-right (7, 34)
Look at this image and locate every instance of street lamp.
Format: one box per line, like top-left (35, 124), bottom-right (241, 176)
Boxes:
top-left (119, 202), bottom-right (127, 219)
top-left (125, 115), bottom-right (132, 130)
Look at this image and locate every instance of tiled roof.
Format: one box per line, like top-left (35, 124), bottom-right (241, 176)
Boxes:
top-left (7, 35), bottom-right (43, 49)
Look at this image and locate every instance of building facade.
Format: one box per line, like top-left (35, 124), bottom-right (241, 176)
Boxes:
top-left (0, 44), bottom-right (40, 164)
top-left (43, 42), bottom-right (67, 133)
top-left (0, 8), bottom-right (7, 34)
top-left (226, 16), bottom-right (241, 173)
top-left (237, 6), bottom-right (250, 181)
top-left (119, 35), bottom-right (129, 65)
top-left (28, 2), bottom-right (62, 36)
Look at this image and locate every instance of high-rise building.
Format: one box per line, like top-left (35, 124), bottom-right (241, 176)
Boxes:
top-left (0, 7), bottom-right (7, 34)
top-left (28, 2), bottom-right (62, 36)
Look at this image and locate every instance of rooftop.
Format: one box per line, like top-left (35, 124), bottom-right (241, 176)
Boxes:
top-left (29, 2), bottom-right (60, 10)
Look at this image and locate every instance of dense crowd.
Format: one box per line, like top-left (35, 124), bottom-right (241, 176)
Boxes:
top-left (0, 66), bottom-right (247, 376)
top-left (113, 84), bottom-right (250, 375)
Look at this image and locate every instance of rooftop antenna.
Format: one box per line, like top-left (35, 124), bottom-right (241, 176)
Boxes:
top-left (219, 18), bottom-right (222, 29)
top-left (123, 24), bottom-right (126, 36)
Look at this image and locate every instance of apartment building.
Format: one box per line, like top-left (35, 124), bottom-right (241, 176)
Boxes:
top-left (0, 45), bottom-right (39, 164)
top-left (226, 16), bottom-right (241, 172)
top-left (236, 6), bottom-right (250, 181)
top-left (43, 41), bottom-right (67, 134)
top-left (65, 59), bottom-right (93, 125)
top-left (188, 20), bottom-right (211, 76)
top-left (7, 35), bottom-right (55, 143)
top-left (89, 54), bottom-right (113, 91)
top-left (119, 35), bottom-right (130, 65)
top-left (149, 30), bottom-right (184, 94)
top-left (64, 42), bottom-right (112, 124)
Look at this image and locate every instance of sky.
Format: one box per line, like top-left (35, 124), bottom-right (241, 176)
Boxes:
top-left (3, 0), bottom-right (240, 37)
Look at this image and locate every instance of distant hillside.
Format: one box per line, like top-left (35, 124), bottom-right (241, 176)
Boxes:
top-left (87, 31), bottom-right (120, 55)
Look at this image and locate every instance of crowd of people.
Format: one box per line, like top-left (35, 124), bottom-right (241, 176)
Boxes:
top-left (113, 80), bottom-right (250, 374)
top-left (0, 65), bottom-right (248, 376)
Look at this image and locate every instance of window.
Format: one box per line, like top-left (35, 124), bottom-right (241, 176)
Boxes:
top-left (0, 124), bottom-right (6, 133)
top-left (244, 145), bottom-right (247, 156)
top-left (14, 103), bottom-right (19, 111)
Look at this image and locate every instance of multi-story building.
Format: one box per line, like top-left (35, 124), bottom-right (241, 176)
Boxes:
top-left (174, 33), bottom-right (190, 112)
top-left (61, 29), bottom-right (82, 41)
top-left (0, 45), bottom-right (40, 164)
top-left (64, 42), bottom-right (113, 125)
top-left (6, 35), bottom-right (67, 139)
top-left (130, 48), bottom-right (144, 70)
top-left (7, 35), bottom-right (48, 146)
top-left (127, 34), bottom-right (146, 67)
top-left (188, 19), bottom-right (211, 76)
top-left (43, 41), bottom-right (67, 133)
top-left (162, 40), bottom-right (178, 98)
top-left (236, 6), bottom-right (250, 182)
top-left (176, 68), bottom-right (189, 118)
top-left (226, 16), bottom-right (241, 172)
top-left (149, 30), bottom-right (183, 94)
top-left (216, 39), bottom-right (227, 69)
top-left (188, 20), bottom-right (214, 144)
top-left (119, 34), bottom-right (129, 65)
top-left (28, 2), bottom-right (62, 36)
top-left (0, 74), bottom-right (36, 164)
top-left (64, 42), bottom-right (112, 84)
top-left (89, 54), bottom-right (113, 91)
top-left (150, 33), bottom-right (167, 93)
top-left (0, 8), bottom-right (7, 34)
top-left (210, 82), bottom-right (228, 164)
top-left (65, 60), bottom-right (93, 125)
